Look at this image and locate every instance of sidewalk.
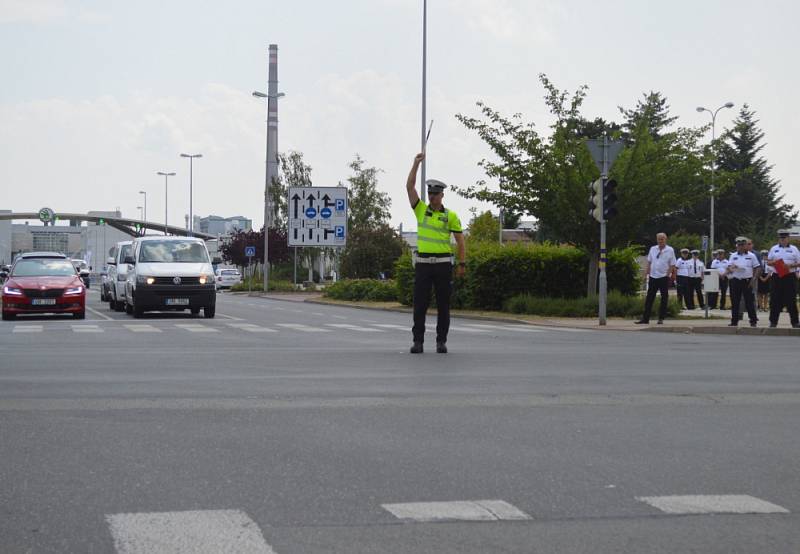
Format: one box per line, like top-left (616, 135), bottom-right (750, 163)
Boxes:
top-left (241, 292), bottom-right (800, 337)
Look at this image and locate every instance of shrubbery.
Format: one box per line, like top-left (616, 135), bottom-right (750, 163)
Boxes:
top-left (395, 243), bottom-right (641, 309)
top-left (503, 290), bottom-right (682, 318)
top-left (323, 279), bottom-right (398, 301)
top-left (230, 278), bottom-right (296, 292)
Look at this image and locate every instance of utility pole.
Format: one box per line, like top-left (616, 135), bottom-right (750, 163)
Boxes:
top-left (419, 0), bottom-right (427, 203)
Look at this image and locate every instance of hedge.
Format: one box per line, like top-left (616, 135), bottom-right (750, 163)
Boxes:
top-left (230, 278), bottom-right (296, 292)
top-left (395, 243), bottom-right (641, 310)
top-left (503, 290), bottom-right (682, 318)
top-left (323, 279), bottom-right (398, 302)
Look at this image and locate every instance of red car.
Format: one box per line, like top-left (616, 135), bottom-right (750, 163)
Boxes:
top-left (1, 253), bottom-right (86, 320)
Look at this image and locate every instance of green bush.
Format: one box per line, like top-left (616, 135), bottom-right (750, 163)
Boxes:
top-left (503, 290), bottom-right (682, 318)
top-left (606, 246), bottom-right (642, 295)
top-left (230, 278), bottom-right (296, 292)
top-left (323, 279), bottom-right (398, 302)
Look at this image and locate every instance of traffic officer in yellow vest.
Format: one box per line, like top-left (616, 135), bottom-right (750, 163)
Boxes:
top-left (406, 153), bottom-right (466, 353)
top-left (766, 229), bottom-right (800, 328)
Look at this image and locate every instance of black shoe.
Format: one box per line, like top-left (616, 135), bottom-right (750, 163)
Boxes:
top-left (634, 320), bottom-right (649, 325)
top-left (657, 319), bottom-right (664, 325)
top-left (750, 322), bottom-right (757, 328)
top-left (436, 342), bottom-right (447, 354)
top-left (728, 323), bottom-right (738, 327)
top-left (793, 323), bottom-right (800, 329)
top-left (769, 323), bottom-right (778, 328)
top-left (410, 343), bottom-right (423, 354)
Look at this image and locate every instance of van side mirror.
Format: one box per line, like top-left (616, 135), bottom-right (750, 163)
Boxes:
top-left (124, 256), bottom-right (135, 265)
top-left (107, 257), bottom-right (116, 266)
top-left (212, 257), bottom-right (222, 265)
top-left (0, 271), bottom-right (7, 279)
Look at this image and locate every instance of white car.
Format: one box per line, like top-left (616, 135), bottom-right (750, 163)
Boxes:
top-left (215, 268), bottom-right (242, 289)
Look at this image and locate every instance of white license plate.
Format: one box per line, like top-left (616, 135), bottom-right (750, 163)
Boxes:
top-left (165, 298), bottom-right (190, 306)
top-left (31, 298), bottom-right (57, 306)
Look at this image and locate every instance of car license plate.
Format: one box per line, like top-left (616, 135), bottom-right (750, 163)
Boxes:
top-left (165, 298), bottom-right (190, 306)
top-left (31, 298), bottom-right (57, 306)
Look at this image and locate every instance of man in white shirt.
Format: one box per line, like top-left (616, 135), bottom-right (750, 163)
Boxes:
top-left (675, 248), bottom-right (691, 309)
top-left (687, 249), bottom-right (706, 309)
top-left (766, 229), bottom-right (800, 328)
top-left (709, 250), bottom-right (729, 309)
top-left (726, 237), bottom-right (760, 327)
top-left (636, 233), bottom-right (677, 325)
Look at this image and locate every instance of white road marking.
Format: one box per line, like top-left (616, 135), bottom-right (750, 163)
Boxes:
top-left (123, 324), bottom-right (162, 333)
top-left (331, 315), bottom-right (347, 320)
top-left (226, 323), bottom-right (277, 333)
top-left (312, 312), bottom-right (325, 316)
top-left (106, 509), bottom-right (277, 554)
top-left (174, 324), bottom-right (220, 333)
top-left (326, 323), bottom-right (384, 332)
top-left (382, 500), bottom-right (531, 522)
top-left (636, 495), bottom-right (790, 515)
top-left (12, 325), bottom-right (43, 333)
top-left (374, 324), bottom-right (411, 331)
top-left (215, 312), bottom-right (243, 321)
top-left (276, 323), bottom-right (330, 333)
top-left (86, 305), bottom-right (114, 321)
top-left (72, 324), bottom-right (103, 333)
top-left (462, 323), bottom-right (544, 333)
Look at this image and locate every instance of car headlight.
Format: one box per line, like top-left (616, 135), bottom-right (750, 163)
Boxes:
top-left (199, 274), bottom-right (214, 285)
top-left (137, 275), bottom-right (155, 285)
top-left (64, 286), bottom-right (84, 296)
top-left (3, 285), bottom-right (23, 296)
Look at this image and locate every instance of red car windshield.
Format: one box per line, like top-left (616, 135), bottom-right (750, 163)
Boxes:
top-left (12, 259), bottom-right (77, 277)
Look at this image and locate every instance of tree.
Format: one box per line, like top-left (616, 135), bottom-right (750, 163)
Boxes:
top-left (619, 91), bottom-right (678, 144)
top-left (455, 75), bottom-right (709, 295)
top-left (219, 228), bottom-right (289, 268)
top-left (268, 151), bottom-right (313, 231)
top-left (713, 105), bottom-right (796, 244)
top-left (466, 210), bottom-right (500, 243)
top-left (343, 154), bottom-right (390, 231)
top-left (339, 224), bottom-right (406, 279)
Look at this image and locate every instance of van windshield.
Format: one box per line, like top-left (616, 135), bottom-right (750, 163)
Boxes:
top-left (138, 241), bottom-right (210, 263)
top-left (119, 245), bottom-right (132, 262)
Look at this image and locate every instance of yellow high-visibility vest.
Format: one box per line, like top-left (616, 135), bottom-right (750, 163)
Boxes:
top-left (414, 201), bottom-right (462, 254)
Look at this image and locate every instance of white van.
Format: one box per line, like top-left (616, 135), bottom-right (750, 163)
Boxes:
top-left (124, 236), bottom-right (219, 318)
top-left (106, 241), bottom-right (133, 311)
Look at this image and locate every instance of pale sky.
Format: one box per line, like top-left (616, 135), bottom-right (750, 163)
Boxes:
top-left (2, 0), bottom-right (798, 232)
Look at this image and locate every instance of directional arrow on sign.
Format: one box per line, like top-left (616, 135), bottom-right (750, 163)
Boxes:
top-left (292, 194), bottom-right (301, 219)
top-left (322, 194), bottom-right (335, 208)
top-left (324, 229), bottom-right (335, 239)
top-left (307, 195), bottom-right (315, 209)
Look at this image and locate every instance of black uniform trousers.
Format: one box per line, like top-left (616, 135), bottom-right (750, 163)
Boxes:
top-left (769, 274), bottom-right (799, 326)
top-left (676, 275), bottom-right (690, 308)
top-left (412, 261), bottom-right (452, 344)
top-left (688, 276), bottom-right (705, 308)
top-left (729, 278), bottom-right (757, 325)
top-left (641, 276), bottom-right (670, 322)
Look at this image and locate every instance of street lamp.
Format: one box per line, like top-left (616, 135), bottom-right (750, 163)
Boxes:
top-left (137, 206), bottom-right (143, 221)
top-left (696, 102), bottom-right (734, 254)
top-left (139, 190), bottom-right (147, 222)
top-left (180, 153), bottom-right (202, 236)
top-left (253, 89), bottom-right (285, 294)
top-left (157, 171), bottom-right (176, 235)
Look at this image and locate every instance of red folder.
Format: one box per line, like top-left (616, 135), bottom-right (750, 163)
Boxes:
top-left (774, 259), bottom-right (790, 278)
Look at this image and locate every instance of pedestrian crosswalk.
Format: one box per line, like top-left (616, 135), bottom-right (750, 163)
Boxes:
top-left (6, 320), bottom-right (580, 337)
top-left (103, 492), bottom-right (790, 553)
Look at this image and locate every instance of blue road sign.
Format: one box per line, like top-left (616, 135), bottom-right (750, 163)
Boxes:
top-left (245, 246), bottom-right (256, 257)
top-left (305, 207), bottom-right (317, 219)
top-left (321, 207), bottom-right (332, 219)
top-left (335, 225), bottom-right (345, 239)
top-left (335, 198), bottom-right (345, 212)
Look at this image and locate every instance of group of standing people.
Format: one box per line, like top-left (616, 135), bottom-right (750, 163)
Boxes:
top-left (636, 230), bottom-right (800, 328)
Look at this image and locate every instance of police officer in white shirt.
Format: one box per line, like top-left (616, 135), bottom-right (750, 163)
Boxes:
top-left (675, 248), bottom-right (692, 309)
top-left (636, 233), bottom-right (677, 325)
top-left (709, 249), bottom-right (729, 309)
top-left (687, 249), bottom-right (706, 309)
top-left (726, 237), bottom-right (760, 327)
top-left (766, 229), bottom-right (800, 328)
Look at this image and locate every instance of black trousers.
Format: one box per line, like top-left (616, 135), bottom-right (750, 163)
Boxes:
top-left (688, 277), bottom-right (705, 308)
top-left (642, 276), bottom-right (669, 322)
top-left (676, 275), bottom-right (690, 308)
top-left (769, 275), bottom-right (799, 325)
top-left (412, 262), bottom-right (452, 344)
top-left (729, 278), bottom-right (757, 325)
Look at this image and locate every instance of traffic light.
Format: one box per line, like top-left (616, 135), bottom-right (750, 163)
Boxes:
top-left (589, 179), bottom-right (603, 222)
top-left (98, 218), bottom-right (105, 225)
top-left (603, 179), bottom-right (618, 219)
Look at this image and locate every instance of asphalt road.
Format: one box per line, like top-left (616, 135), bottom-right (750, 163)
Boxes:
top-left (1, 289), bottom-right (798, 553)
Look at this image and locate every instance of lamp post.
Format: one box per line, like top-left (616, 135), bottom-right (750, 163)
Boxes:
top-left (157, 171), bottom-right (176, 235)
top-left (139, 190), bottom-right (147, 223)
top-left (696, 102), bottom-right (734, 254)
top-left (180, 153), bottom-right (202, 236)
top-left (137, 206), bottom-right (143, 221)
top-left (420, 0), bottom-right (427, 203)
top-left (253, 88), bottom-right (285, 294)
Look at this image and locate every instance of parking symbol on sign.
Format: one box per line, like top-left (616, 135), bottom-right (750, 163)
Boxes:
top-left (335, 226), bottom-right (345, 239)
top-left (245, 246), bottom-right (256, 257)
top-left (335, 198), bottom-right (345, 212)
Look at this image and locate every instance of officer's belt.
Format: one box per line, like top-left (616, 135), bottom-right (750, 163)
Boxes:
top-left (414, 256), bottom-right (453, 264)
